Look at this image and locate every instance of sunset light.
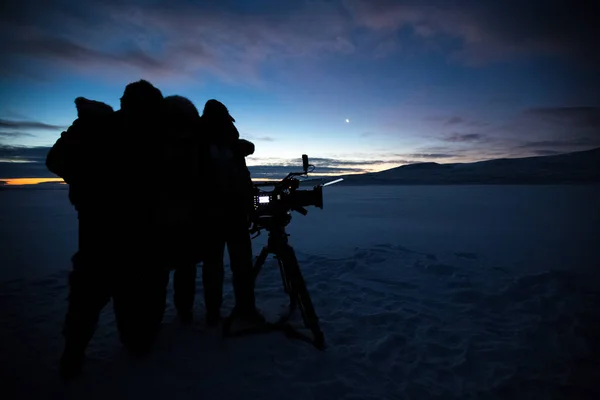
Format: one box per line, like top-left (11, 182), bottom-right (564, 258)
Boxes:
top-left (1, 178), bottom-right (65, 186)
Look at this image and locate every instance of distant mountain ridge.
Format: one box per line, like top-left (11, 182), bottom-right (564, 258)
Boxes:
top-left (332, 147), bottom-right (600, 185)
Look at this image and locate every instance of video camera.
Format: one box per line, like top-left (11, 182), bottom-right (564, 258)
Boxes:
top-left (251, 155), bottom-right (326, 232)
top-left (230, 154), bottom-right (342, 349)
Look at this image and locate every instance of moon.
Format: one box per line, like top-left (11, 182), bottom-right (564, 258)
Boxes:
top-left (345, 118), bottom-right (350, 123)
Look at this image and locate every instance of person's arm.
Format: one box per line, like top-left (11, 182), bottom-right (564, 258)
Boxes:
top-left (46, 121), bottom-right (83, 184)
top-left (46, 134), bottom-right (68, 180)
top-left (236, 138), bottom-right (255, 157)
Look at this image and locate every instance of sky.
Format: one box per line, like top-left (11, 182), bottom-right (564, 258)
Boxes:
top-left (1, 0), bottom-right (599, 183)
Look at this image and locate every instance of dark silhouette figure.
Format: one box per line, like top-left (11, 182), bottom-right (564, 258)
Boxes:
top-left (47, 97), bottom-right (117, 379)
top-left (46, 97), bottom-right (114, 214)
top-left (47, 80), bottom-right (168, 379)
top-left (198, 99), bottom-right (261, 325)
top-left (156, 95), bottom-right (204, 324)
top-left (109, 80), bottom-right (169, 355)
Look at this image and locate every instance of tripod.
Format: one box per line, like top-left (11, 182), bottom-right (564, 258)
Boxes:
top-left (222, 215), bottom-right (326, 350)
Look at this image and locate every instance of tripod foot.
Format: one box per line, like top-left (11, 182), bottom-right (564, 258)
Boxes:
top-left (278, 323), bottom-right (326, 350)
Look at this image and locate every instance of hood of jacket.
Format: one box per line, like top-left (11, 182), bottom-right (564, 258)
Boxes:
top-left (75, 97), bottom-right (114, 119)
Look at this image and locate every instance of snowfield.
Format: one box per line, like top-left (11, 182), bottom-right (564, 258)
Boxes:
top-left (1, 185), bottom-right (599, 400)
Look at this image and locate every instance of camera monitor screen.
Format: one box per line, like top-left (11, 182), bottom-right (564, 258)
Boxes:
top-left (258, 196), bottom-right (270, 204)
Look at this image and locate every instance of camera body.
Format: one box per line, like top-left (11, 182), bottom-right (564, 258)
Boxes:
top-left (253, 182), bottom-right (322, 215)
top-left (253, 190), bottom-right (282, 214)
top-left (251, 155), bottom-right (323, 230)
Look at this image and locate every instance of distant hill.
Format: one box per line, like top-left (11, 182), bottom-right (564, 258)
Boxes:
top-left (335, 147), bottom-right (600, 185)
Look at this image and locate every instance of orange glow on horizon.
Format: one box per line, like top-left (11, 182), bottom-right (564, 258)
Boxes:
top-left (1, 178), bottom-right (66, 186)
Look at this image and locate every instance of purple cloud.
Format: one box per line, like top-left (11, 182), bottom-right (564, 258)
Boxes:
top-left (531, 150), bottom-right (562, 156)
top-left (343, 0), bottom-right (600, 67)
top-left (522, 107), bottom-right (600, 129)
top-left (516, 138), bottom-right (599, 149)
top-left (2, 0), bottom-right (597, 85)
top-left (403, 153), bottom-right (456, 159)
top-left (442, 133), bottom-right (486, 143)
top-left (0, 0), bottom-right (355, 84)
top-left (444, 116), bottom-right (465, 125)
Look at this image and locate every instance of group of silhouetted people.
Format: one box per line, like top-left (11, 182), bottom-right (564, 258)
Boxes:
top-left (46, 79), bottom-right (263, 379)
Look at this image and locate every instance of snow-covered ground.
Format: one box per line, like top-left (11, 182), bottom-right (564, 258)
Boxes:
top-left (1, 185), bottom-right (599, 399)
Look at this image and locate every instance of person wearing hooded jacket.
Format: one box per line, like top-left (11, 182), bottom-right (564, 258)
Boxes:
top-left (47, 80), bottom-right (168, 379)
top-left (198, 99), bottom-right (262, 326)
top-left (154, 95), bottom-right (204, 324)
top-left (47, 96), bottom-right (120, 379)
top-left (105, 80), bottom-right (170, 356)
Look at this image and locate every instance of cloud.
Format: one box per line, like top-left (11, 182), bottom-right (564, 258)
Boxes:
top-left (0, 161), bottom-right (55, 179)
top-left (0, 119), bottom-right (67, 130)
top-left (522, 107), bottom-right (600, 129)
top-left (0, 0), bottom-right (354, 83)
top-left (242, 133), bottom-right (276, 142)
top-left (403, 153), bottom-right (456, 159)
top-left (441, 133), bottom-right (486, 143)
top-left (0, 145), bottom-right (53, 178)
top-left (515, 138), bottom-right (599, 150)
top-left (444, 116), bottom-right (465, 125)
top-left (490, 107), bottom-right (600, 150)
top-left (3, 0), bottom-right (597, 87)
top-left (0, 131), bottom-right (35, 138)
top-left (415, 106), bottom-right (600, 160)
top-left (249, 156), bottom-right (392, 168)
top-left (425, 115), bottom-right (491, 128)
top-left (3, 31), bottom-right (186, 81)
top-left (0, 145), bottom-right (387, 180)
top-left (466, 120), bottom-right (491, 128)
top-left (531, 150), bottom-right (562, 156)
top-left (249, 164), bottom-right (365, 179)
top-left (248, 155), bottom-right (429, 177)
top-left (0, 145), bottom-right (50, 162)
top-left (307, 157), bottom-right (384, 167)
top-left (343, 0), bottom-right (600, 67)
top-left (400, 145), bottom-right (522, 162)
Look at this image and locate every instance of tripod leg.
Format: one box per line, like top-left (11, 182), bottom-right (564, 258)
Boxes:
top-left (252, 246), bottom-right (270, 281)
top-left (221, 239), bottom-right (325, 350)
top-left (279, 245), bottom-right (325, 350)
top-left (277, 257), bottom-right (292, 295)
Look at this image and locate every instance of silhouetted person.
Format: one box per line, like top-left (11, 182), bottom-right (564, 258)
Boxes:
top-left (110, 80), bottom-right (169, 354)
top-left (48, 80), bottom-right (168, 379)
top-left (198, 99), bottom-right (262, 326)
top-left (47, 96), bottom-right (119, 378)
top-left (155, 95), bottom-right (204, 324)
top-left (46, 97), bottom-right (114, 217)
